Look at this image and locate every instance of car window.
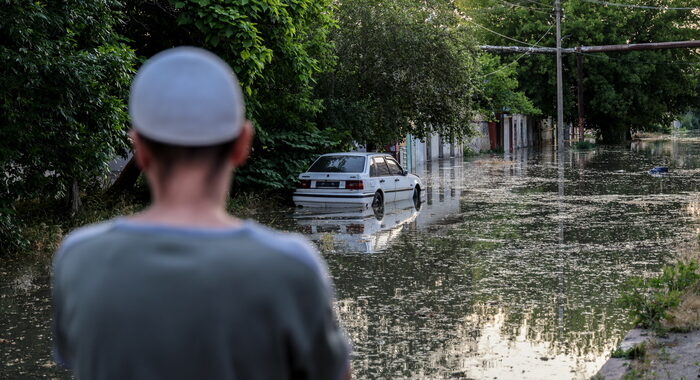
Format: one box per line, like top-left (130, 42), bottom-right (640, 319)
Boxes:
top-left (308, 156), bottom-right (366, 173)
top-left (372, 157), bottom-right (391, 177)
top-left (370, 161), bottom-right (378, 177)
top-left (385, 158), bottom-right (403, 175)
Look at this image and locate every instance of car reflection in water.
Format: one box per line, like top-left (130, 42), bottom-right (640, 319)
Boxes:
top-left (294, 199), bottom-right (421, 254)
top-left (294, 158), bottom-right (465, 254)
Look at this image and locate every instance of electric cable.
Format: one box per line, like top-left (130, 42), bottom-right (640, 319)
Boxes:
top-left (466, 18), bottom-right (554, 47)
top-left (481, 24), bottom-right (556, 77)
top-left (580, 0), bottom-right (700, 11)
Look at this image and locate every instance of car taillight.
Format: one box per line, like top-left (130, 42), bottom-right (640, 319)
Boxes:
top-left (345, 180), bottom-right (364, 190)
top-left (297, 180), bottom-right (311, 189)
top-left (346, 224), bottom-right (364, 234)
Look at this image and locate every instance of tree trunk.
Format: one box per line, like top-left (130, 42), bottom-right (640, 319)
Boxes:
top-left (106, 157), bottom-right (141, 195)
top-left (599, 123), bottom-right (631, 144)
top-left (70, 180), bottom-right (82, 214)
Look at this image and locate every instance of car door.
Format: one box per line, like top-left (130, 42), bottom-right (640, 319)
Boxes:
top-left (385, 157), bottom-right (412, 201)
top-left (372, 157), bottom-right (395, 202)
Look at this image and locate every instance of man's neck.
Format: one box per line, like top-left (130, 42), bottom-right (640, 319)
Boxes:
top-left (131, 169), bottom-right (239, 228)
top-left (131, 202), bottom-right (239, 228)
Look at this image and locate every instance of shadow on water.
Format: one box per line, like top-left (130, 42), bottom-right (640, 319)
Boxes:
top-left (3, 137), bottom-right (700, 379)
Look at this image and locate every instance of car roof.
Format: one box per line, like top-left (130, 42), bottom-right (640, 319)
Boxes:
top-left (318, 152), bottom-right (392, 157)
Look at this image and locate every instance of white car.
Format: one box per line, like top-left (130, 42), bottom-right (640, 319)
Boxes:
top-left (293, 153), bottom-right (422, 209)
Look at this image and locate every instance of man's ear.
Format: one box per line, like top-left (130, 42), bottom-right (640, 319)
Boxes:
top-left (230, 121), bottom-right (254, 168)
top-left (130, 130), bottom-right (152, 171)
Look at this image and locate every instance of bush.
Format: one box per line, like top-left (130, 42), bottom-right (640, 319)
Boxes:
top-left (573, 140), bottom-right (596, 150)
top-left (610, 343), bottom-right (646, 360)
top-left (0, 0), bottom-right (136, 253)
top-left (620, 261), bottom-right (700, 333)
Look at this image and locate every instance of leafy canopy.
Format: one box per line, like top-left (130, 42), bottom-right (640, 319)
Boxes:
top-left (0, 0), bottom-right (135, 251)
top-left (122, 0), bottom-right (342, 189)
top-left (459, 0), bottom-right (700, 143)
top-left (317, 0), bottom-right (484, 147)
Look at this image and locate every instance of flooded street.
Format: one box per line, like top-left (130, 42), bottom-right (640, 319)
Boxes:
top-left (4, 137), bottom-right (700, 379)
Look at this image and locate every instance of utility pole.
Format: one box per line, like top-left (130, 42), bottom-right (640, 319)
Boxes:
top-left (481, 40), bottom-right (700, 143)
top-left (555, 0), bottom-right (564, 151)
top-left (576, 52), bottom-right (585, 141)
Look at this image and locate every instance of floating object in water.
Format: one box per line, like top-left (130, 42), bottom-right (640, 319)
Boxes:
top-left (648, 166), bottom-right (669, 175)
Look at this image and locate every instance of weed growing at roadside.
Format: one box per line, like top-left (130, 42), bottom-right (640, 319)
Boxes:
top-left (610, 343), bottom-right (646, 360)
top-left (620, 261), bottom-right (700, 334)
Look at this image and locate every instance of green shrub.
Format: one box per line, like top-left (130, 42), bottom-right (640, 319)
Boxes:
top-left (573, 140), bottom-right (596, 150)
top-left (620, 261), bottom-right (700, 333)
top-left (610, 343), bottom-right (646, 360)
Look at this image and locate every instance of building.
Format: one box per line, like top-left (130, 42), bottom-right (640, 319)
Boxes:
top-left (397, 114), bottom-right (540, 172)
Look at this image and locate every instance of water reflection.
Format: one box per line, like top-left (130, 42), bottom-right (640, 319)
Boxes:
top-left (293, 159), bottom-right (465, 254)
top-left (294, 200), bottom-right (421, 254)
top-left (4, 137), bottom-right (700, 379)
top-left (326, 139), bottom-right (700, 379)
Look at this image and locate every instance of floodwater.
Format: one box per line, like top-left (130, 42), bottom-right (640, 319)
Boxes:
top-left (3, 137), bottom-right (700, 379)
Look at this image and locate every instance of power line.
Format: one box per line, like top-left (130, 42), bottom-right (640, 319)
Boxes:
top-left (580, 0), bottom-right (700, 10)
top-left (497, 0), bottom-right (553, 11)
top-left (460, 4), bottom-right (552, 14)
top-left (580, 51), bottom-right (700, 65)
top-left (466, 18), bottom-right (553, 47)
top-left (482, 25), bottom-right (555, 77)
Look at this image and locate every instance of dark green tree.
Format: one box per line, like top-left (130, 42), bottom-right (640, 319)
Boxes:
top-left (459, 0), bottom-right (700, 143)
top-left (316, 0), bottom-right (483, 148)
top-left (477, 53), bottom-right (541, 119)
top-left (121, 0), bottom-right (342, 190)
top-left (0, 0), bottom-right (135, 251)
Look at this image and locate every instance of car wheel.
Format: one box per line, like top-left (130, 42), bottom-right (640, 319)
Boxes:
top-left (412, 187), bottom-right (422, 209)
top-left (372, 191), bottom-right (384, 210)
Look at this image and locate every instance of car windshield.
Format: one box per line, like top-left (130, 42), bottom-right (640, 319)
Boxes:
top-left (308, 156), bottom-right (366, 173)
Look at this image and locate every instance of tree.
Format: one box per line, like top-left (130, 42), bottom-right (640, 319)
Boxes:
top-left (316, 0), bottom-right (483, 148)
top-left (459, 0), bottom-right (700, 143)
top-left (120, 0), bottom-right (342, 190)
top-left (477, 53), bottom-right (541, 119)
top-left (0, 0), bottom-right (135, 251)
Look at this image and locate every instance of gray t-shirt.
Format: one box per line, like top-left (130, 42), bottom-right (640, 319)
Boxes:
top-left (52, 219), bottom-right (350, 380)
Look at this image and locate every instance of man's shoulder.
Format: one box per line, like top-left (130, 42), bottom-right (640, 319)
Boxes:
top-left (243, 221), bottom-right (328, 280)
top-left (54, 220), bottom-right (117, 264)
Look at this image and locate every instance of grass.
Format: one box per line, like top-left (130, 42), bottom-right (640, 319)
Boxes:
top-left (663, 281), bottom-right (700, 332)
top-left (610, 343), bottom-right (647, 360)
top-left (620, 261), bottom-right (700, 335)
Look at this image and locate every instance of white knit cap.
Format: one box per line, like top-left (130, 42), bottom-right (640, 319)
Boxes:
top-left (129, 47), bottom-right (245, 146)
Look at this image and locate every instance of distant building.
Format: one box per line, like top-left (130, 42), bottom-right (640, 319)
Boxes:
top-left (393, 114), bottom-right (539, 172)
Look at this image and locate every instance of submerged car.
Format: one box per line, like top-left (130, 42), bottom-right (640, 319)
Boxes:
top-left (293, 153), bottom-right (422, 209)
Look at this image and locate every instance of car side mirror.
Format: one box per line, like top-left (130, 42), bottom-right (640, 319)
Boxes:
top-left (402, 170), bottom-right (408, 176)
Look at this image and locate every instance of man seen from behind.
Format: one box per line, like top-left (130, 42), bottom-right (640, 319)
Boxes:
top-left (51, 47), bottom-right (351, 380)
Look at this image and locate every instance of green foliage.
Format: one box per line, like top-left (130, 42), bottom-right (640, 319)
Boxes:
top-left (463, 146), bottom-right (478, 157)
top-left (647, 123), bottom-right (674, 134)
top-left (317, 0), bottom-right (482, 147)
top-left (610, 343), bottom-right (647, 360)
top-left (0, 0), bottom-right (136, 252)
top-left (459, 0), bottom-right (700, 143)
top-left (573, 140), bottom-right (596, 150)
top-left (477, 54), bottom-right (540, 118)
top-left (679, 110), bottom-right (700, 130)
top-left (122, 0), bottom-right (342, 190)
top-left (620, 261), bottom-right (700, 333)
